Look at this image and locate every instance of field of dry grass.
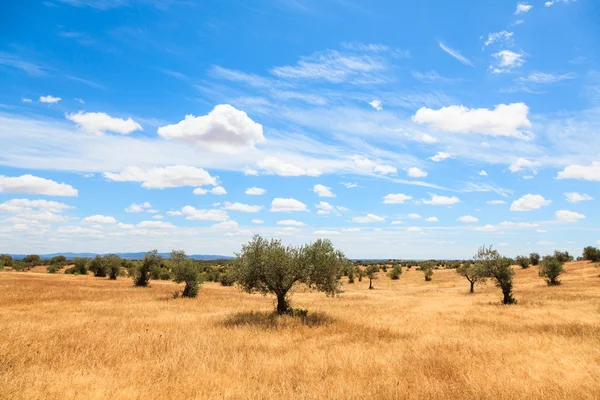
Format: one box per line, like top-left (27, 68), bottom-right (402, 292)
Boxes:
top-left (1, 261), bottom-right (599, 399)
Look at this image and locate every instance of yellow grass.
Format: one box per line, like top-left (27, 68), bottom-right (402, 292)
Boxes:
top-left (1, 262), bottom-right (599, 399)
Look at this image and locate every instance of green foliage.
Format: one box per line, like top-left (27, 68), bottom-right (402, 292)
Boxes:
top-left (73, 258), bottom-right (89, 275)
top-left (420, 262), bottom-right (434, 281)
top-left (172, 252), bottom-right (204, 298)
top-left (219, 270), bottom-right (235, 286)
top-left (539, 256), bottom-right (564, 286)
top-left (553, 250), bottom-right (573, 264)
top-left (231, 235), bottom-right (347, 314)
top-left (388, 265), bottom-right (402, 280)
top-left (88, 255), bottom-right (107, 277)
top-left (515, 255), bottom-right (530, 269)
top-left (134, 250), bottom-right (161, 287)
top-left (23, 254), bottom-right (41, 268)
top-left (529, 253), bottom-right (541, 266)
top-left (47, 264), bottom-right (60, 274)
top-left (0, 254), bottom-right (13, 269)
top-left (474, 246), bottom-right (516, 304)
top-left (50, 255), bottom-right (67, 265)
top-left (365, 265), bottom-right (379, 289)
top-left (456, 262), bottom-right (486, 293)
top-left (103, 254), bottom-right (122, 280)
top-left (582, 246), bottom-right (600, 262)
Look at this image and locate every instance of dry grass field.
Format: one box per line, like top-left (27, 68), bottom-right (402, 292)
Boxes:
top-left (1, 262), bottom-right (599, 400)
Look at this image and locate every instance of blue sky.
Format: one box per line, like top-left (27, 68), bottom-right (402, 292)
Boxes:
top-left (1, 0), bottom-right (599, 258)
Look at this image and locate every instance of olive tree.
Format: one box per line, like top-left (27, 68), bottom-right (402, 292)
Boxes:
top-left (456, 262), bottom-right (486, 293)
top-left (0, 254), bottom-right (13, 269)
top-left (420, 262), bottom-right (434, 281)
top-left (474, 245), bottom-right (516, 304)
top-left (582, 246), bottom-right (600, 262)
top-left (50, 255), bottom-right (67, 265)
top-left (388, 264), bottom-right (402, 280)
top-left (553, 250), bottom-right (573, 264)
top-left (515, 255), bottom-right (530, 269)
top-left (23, 254), bottom-right (41, 268)
top-left (529, 253), bottom-right (541, 266)
top-left (134, 250), bottom-right (162, 287)
top-left (170, 250), bottom-right (203, 298)
top-left (104, 254), bottom-right (122, 280)
top-left (538, 256), bottom-right (564, 286)
top-left (365, 265), bottom-right (379, 289)
top-left (89, 255), bottom-right (107, 277)
top-left (231, 235), bottom-right (347, 315)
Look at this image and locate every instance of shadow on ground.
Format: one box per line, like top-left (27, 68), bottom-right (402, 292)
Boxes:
top-left (219, 310), bottom-right (335, 329)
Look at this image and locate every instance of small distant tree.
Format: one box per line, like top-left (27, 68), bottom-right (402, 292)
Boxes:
top-left (388, 265), bottom-right (402, 280)
top-left (47, 264), bottom-right (60, 273)
top-left (582, 246), bottom-right (600, 262)
top-left (134, 250), bottom-right (162, 287)
top-left (89, 255), bottom-right (107, 277)
top-left (219, 269), bottom-right (235, 286)
top-left (515, 255), bottom-right (530, 269)
top-left (539, 256), bottom-right (564, 286)
top-left (456, 262), bottom-right (486, 293)
top-left (358, 267), bottom-right (364, 282)
top-left (23, 254), bottom-right (41, 268)
top-left (0, 254), bottom-right (13, 269)
top-left (421, 262), bottom-right (434, 281)
top-left (50, 255), bottom-right (67, 265)
top-left (529, 253), bottom-right (540, 266)
top-left (553, 250), bottom-right (573, 264)
top-left (231, 235), bottom-right (347, 314)
top-left (72, 258), bottom-right (88, 275)
top-left (365, 265), bottom-right (379, 289)
top-left (474, 245), bottom-right (516, 304)
top-left (104, 254), bottom-right (122, 280)
top-left (172, 254), bottom-right (203, 298)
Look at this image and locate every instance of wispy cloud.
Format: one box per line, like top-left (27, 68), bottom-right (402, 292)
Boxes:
top-left (438, 42), bottom-right (473, 66)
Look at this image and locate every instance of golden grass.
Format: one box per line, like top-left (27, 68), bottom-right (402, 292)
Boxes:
top-left (1, 262), bottom-right (599, 399)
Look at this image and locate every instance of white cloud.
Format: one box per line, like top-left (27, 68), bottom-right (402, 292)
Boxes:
top-left (487, 200), bottom-right (507, 205)
top-left (211, 220), bottom-right (239, 230)
top-left (245, 187), bottom-right (265, 195)
top-left (415, 133), bottom-right (437, 143)
top-left (137, 220), bottom-right (175, 229)
top-left (383, 193), bottom-right (413, 204)
top-left (510, 194), bottom-right (551, 211)
top-left (477, 224), bottom-right (496, 232)
top-left (313, 230), bottom-right (341, 235)
top-left (271, 198), bottom-right (308, 212)
top-left (251, 219), bottom-right (264, 224)
top-left (352, 213), bottom-right (385, 223)
top-left (343, 227), bottom-right (361, 232)
top-left (407, 213), bottom-right (421, 219)
top-left (277, 220), bottom-right (305, 226)
top-left (315, 201), bottom-right (336, 215)
top-left (181, 206), bottom-right (229, 221)
top-left (66, 111), bottom-right (142, 135)
top-left (478, 170), bottom-right (488, 176)
top-left (369, 99), bottom-right (383, 111)
top-left (0, 174), bottom-right (77, 196)
top-left (425, 216), bottom-right (439, 222)
top-left (125, 202), bottom-right (151, 213)
top-left (406, 227), bottom-right (423, 232)
top-left (116, 222), bottom-right (134, 229)
top-left (429, 152), bottom-right (451, 162)
top-left (390, 220), bottom-right (403, 225)
top-left (413, 103), bottom-right (531, 139)
top-left (351, 156), bottom-right (397, 175)
top-left (423, 194), bottom-right (460, 205)
top-left (490, 50), bottom-right (525, 72)
top-left (458, 215), bottom-right (479, 223)
top-left (0, 198), bottom-right (72, 213)
top-left (313, 184), bottom-right (336, 198)
top-left (509, 157), bottom-right (540, 173)
top-left (211, 186), bottom-right (227, 195)
top-left (564, 192), bottom-right (593, 203)
top-left (166, 210), bottom-right (183, 216)
top-left (342, 182), bottom-right (357, 188)
top-left (484, 31), bottom-right (514, 46)
top-left (223, 202), bottom-right (262, 213)
top-left (407, 167), bottom-right (427, 178)
top-left (537, 240), bottom-right (555, 246)
top-left (75, 98), bottom-right (84, 104)
top-left (104, 166), bottom-right (217, 189)
top-left (22, 98), bottom-right (32, 103)
top-left (515, 3), bottom-right (533, 14)
top-left (498, 221), bottom-right (539, 228)
top-left (259, 157), bottom-right (321, 177)
top-left (82, 214), bottom-right (116, 224)
top-left (438, 42), bottom-right (473, 66)
top-left (545, 0), bottom-right (574, 6)
top-left (39, 95), bottom-right (61, 104)
top-left (557, 162), bottom-right (600, 181)
top-left (244, 168), bottom-right (259, 176)
top-left (555, 210), bottom-right (586, 222)
top-left (518, 72), bottom-right (575, 84)
top-left (157, 104), bottom-right (264, 154)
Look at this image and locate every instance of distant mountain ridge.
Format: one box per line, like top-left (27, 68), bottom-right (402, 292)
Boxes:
top-left (7, 252), bottom-right (233, 261)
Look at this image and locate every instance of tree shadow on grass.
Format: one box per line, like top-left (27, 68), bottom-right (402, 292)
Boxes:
top-left (219, 310), bottom-right (335, 329)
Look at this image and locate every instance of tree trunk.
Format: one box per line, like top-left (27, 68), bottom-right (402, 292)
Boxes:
top-left (501, 285), bottom-right (515, 304)
top-left (470, 281), bottom-right (474, 293)
top-left (368, 278), bottom-right (373, 289)
top-left (276, 293), bottom-right (288, 314)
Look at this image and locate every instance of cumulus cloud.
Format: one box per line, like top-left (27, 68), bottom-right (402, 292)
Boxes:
top-left (82, 214), bottom-right (116, 224)
top-left (313, 184), bottom-right (335, 198)
top-left (39, 95), bottom-right (61, 104)
top-left (0, 174), bottom-right (77, 196)
top-left (157, 104), bottom-right (264, 154)
top-left (477, 224), bottom-right (496, 232)
top-left (429, 152), bottom-right (451, 162)
top-left (515, 2), bottom-right (533, 14)
top-left (407, 213), bottom-right (421, 219)
top-left (425, 216), bottom-right (439, 222)
top-left (223, 202), bottom-right (262, 213)
top-left (211, 220), bottom-right (239, 230)
top-left (478, 170), bottom-right (488, 176)
top-left (137, 220), bottom-right (175, 229)
top-left (458, 215), bottom-right (479, 223)
top-left (555, 210), bottom-right (585, 222)
top-left (557, 162), bottom-right (600, 181)
top-left (315, 201), bottom-right (336, 215)
top-left (271, 198), bottom-right (308, 212)
top-left (181, 206), bottom-right (229, 221)
top-left (352, 213), bottom-right (385, 223)
top-left (104, 166), bottom-right (217, 189)
top-left (125, 202), bottom-right (151, 213)
top-left (245, 187), bottom-right (265, 195)
top-left (412, 103), bottom-right (531, 139)
top-left (116, 222), bottom-right (134, 229)
top-left (423, 194), bottom-right (460, 205)
top-left (259, 157), bottom-right (321, 177)
top-left (66, 111), bottom-right (142, 135)
top-left (251, 219), bottom-right (264, 224)
top-left (564, 192), bottom-right (593, 203)
top-left (509, 157), bottom-right (540, 173)
top-left (407, 167), bottom-right (427, 178)
top-left (277, 220), bottom-right (305, 226)
top-left (0, 198), bottom-right (72, 213)
top-left (369, 99), bottom-right (383, 111)
top-left (490, 50), bottom-right (525, 73)
top-left (510, 194), bottom-right (551, 211)
top-left (193, 186), bottom-right (227, 195)
top-left (383, 193), bottom-right (413, 204)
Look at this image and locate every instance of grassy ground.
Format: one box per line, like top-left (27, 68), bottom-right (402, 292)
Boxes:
top-left (1, 261), bottom-right (599, 399)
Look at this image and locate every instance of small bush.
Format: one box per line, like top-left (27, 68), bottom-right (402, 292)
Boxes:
top-left (73, 258), bottom-right (89, 275)
top-left (515, 255), bottom-right (530, 269)
top-left (529, 253), bottom-right (541, 266)
top-left (388, 265), bottom-right (402, 280)
top-left (50, 255), bottom-right (67, 266)
top-left (47, 264), bottom-right (60, 274)
top-left (220, 270), bottom-right (235, 286)
top-left (539, 257), bottom-right (564, 286)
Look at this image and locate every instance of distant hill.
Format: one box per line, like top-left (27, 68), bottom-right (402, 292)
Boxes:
top-left (7, 252), bottom-right (233, 261)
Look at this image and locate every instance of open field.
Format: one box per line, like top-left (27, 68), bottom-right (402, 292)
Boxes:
top-left (1, 262), bottom-right (599, 400)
